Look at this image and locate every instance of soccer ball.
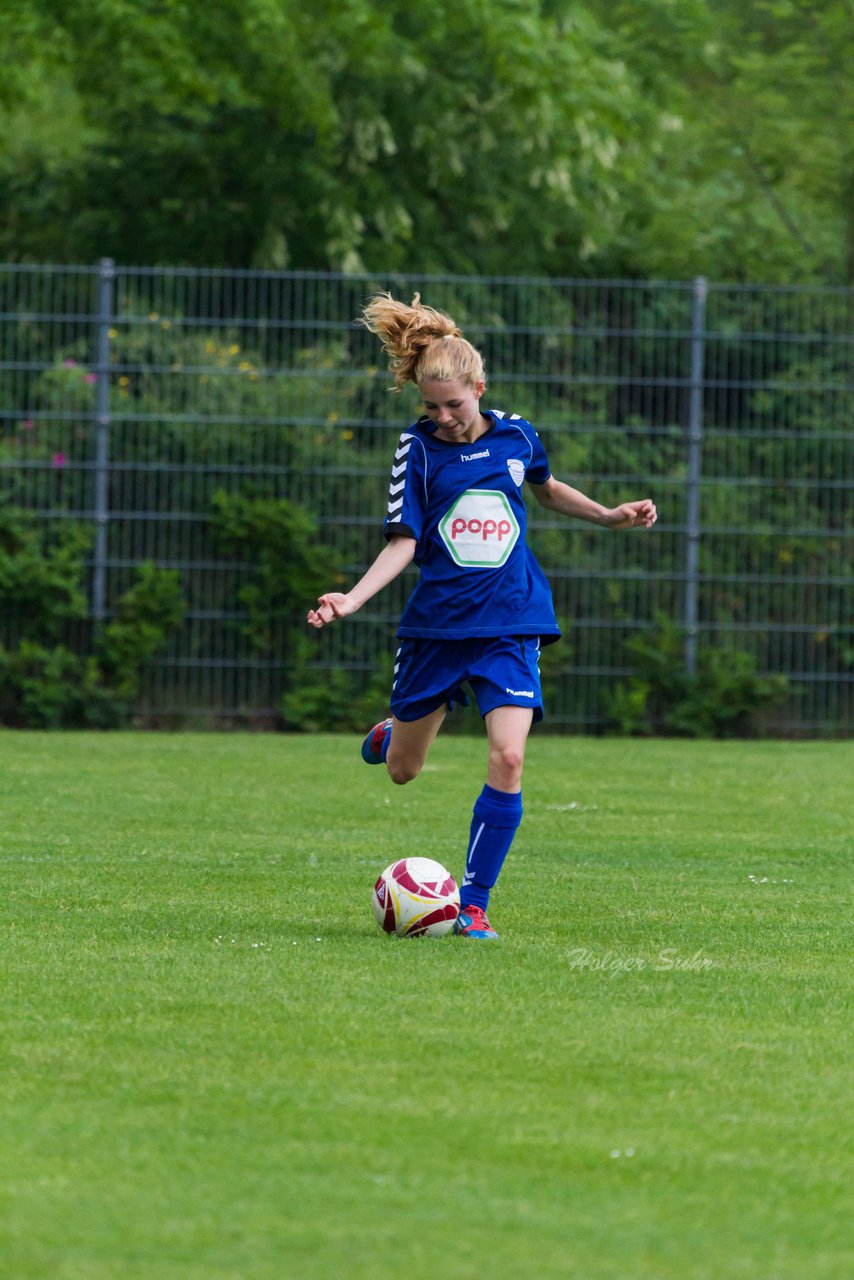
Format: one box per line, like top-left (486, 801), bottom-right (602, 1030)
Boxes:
top-left (372, 857), bottom-right (460, 938)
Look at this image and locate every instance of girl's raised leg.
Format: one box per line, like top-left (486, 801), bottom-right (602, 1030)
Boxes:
top-left (385, 706), bottom-right (447, 785)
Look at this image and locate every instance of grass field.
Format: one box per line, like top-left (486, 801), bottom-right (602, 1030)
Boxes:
top-left (2, 731), bottom-right (852, 1280)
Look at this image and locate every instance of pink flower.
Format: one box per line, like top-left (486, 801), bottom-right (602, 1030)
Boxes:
top-left (22, 419), bottom-right (34, 431)
top-left (85, 372), bottom-right (97, 384)
top-left (52, 452), bottom-right (67, 468)
top-left (63, 358), bottom-right (76, 368)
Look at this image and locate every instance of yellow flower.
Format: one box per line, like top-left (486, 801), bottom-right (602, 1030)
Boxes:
top-left (148, 312), bottom-right (160, 322)
top-left (161, 320), bottom-right (171, 330)
top-left (205, 340), bottom-right (216, 355)
top-left (118, 376), bottom-right (130, 387)
top-left (228, 344), bottom-right (240, 356)
top-left (341, 429), bottom-right (354, 442)
top-left (108, 328), bottom-right (119, 340)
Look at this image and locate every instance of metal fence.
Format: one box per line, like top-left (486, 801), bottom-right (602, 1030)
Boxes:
top-left (1, 262), bottom-right (851, 733)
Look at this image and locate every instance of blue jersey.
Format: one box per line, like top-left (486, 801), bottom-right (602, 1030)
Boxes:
top-left (383, 408), bottom-right (561, 645)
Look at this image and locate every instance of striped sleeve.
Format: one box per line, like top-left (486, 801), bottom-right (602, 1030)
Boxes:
top-left (383, 431), bottom-right (425, 542)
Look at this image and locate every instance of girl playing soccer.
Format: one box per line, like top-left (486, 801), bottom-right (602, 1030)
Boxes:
top-left (307, 293), bottom-right (656, 939)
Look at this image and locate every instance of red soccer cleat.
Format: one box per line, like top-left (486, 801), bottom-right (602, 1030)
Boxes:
top-left (453, 904), bottom-right (499, 940)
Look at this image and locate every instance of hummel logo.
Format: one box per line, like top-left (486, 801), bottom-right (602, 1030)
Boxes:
top-left (461, 448), bottom-right (490, 462)
top-left (506, 688), bottom-right (534, 697)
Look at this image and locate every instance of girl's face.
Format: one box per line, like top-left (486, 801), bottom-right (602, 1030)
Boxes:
top-left (419, 377), bottom-right (487, 444)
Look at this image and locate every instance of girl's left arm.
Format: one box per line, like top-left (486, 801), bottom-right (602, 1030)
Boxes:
top-left (529, 477), bottom-right (657, 530)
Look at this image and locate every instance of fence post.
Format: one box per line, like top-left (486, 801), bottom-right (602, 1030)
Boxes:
top-left (92, 257), bottom-right (115, 627)
top-left (684, 275), bottom-right (707, 676)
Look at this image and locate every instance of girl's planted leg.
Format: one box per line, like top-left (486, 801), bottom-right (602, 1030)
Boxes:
top-left (456, 705), bottom-right (534, 939)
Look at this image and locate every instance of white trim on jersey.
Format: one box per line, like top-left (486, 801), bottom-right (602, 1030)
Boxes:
top-left (386, 430), bottom-right (428, 521)
top-left (386, 433), bottom-right (412, 518)
top-left (506, 420), bottom-right (535, 468)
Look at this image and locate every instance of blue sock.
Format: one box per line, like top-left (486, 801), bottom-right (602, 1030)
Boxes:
top-left (460, 784), bottom-right (523, 911)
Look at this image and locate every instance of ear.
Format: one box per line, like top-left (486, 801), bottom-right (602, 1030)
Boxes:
top-left (474, 380), bottom-right (486, 399)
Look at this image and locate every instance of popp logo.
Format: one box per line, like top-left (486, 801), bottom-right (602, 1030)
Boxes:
top-left (450, 515), bottom-right (513, 543)
top-left (439, 489), bottom-right (520, 567)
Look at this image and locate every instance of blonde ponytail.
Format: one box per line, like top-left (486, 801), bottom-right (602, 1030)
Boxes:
top-left (361, 292), bottom-right (485, 392)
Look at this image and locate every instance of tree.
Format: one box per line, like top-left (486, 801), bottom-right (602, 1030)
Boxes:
top-left (589, 0), bottom-right (853, 282)
top-left (0, 0), bottom-right (662, 272)
top-left (0, 0), bottom-right (850, 281)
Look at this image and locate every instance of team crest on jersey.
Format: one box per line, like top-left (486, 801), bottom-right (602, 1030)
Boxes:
top-left (507, 459), bottom-right (525, 487)
top-left (439, 490), bottom-right (520, 568)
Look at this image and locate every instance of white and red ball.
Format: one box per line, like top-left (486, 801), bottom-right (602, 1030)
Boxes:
top-left (372, 857), bottom-right (460, 938)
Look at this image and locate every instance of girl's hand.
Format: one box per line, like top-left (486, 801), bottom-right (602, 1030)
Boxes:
top-left (306, 538), bottom-right (415, 630)
top-left (306, 593), bottom-right (358, 628)
top-left (606, 500), bottom-right (657, 530)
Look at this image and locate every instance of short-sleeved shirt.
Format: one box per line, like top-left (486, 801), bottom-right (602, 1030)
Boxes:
top-left (383, 408), bottom-right (561, 645)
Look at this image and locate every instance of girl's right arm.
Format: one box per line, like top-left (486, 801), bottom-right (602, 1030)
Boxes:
top-left (306, 535), bottom-right (417, 628)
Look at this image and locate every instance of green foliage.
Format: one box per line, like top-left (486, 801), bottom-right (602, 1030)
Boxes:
top-left (0, 510), bottom-right (90, 641)
top-left (587, 0), bottom-right (852, 282)
top-left (608, 614), bottom-right (790, 738)
top-left (0, 272), bottom-right (848, 732)
top-left (0, 641), bottom-right (113, 729)
top-left (210, 489), bottom-right (339, 657)
top-left (99, 564), bottom-right (185, 702)
top-left (280, 663), bottom-right (392, 734)
top-left (1, 0), bottom-right (849, 280)
top-left (0, 508), bottom-right (184, 727)
top-left (209, 488), bottom-right (372, 730)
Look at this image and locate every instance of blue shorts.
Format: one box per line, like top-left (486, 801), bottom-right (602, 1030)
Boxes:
top-left (390, 636), bottom-right (544, 724)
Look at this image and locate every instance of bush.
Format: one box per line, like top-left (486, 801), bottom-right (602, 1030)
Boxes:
top-left (210, 489), bottom-right (340, 656)
top-left (210, 489), bottom-right (363, 730)
top-left (0, 512), bottom-right (90, 642)
top-left (98, 565), bottom-right (185, 705)
top-left (608, 614), bottom-right (790, 738)
top-left (0, 508), bottom-right (184, 728)
top-left (280, 659), bottom-right (394, 734)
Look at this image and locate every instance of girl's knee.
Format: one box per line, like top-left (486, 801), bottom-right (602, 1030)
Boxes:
top-left (387, 756), bottom-right (421, 786)
top-left (489, 743), bottom-right (525, 788)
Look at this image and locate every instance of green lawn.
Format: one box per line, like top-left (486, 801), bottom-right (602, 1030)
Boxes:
top-left (2, 732), bottom-right (852, 1280)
